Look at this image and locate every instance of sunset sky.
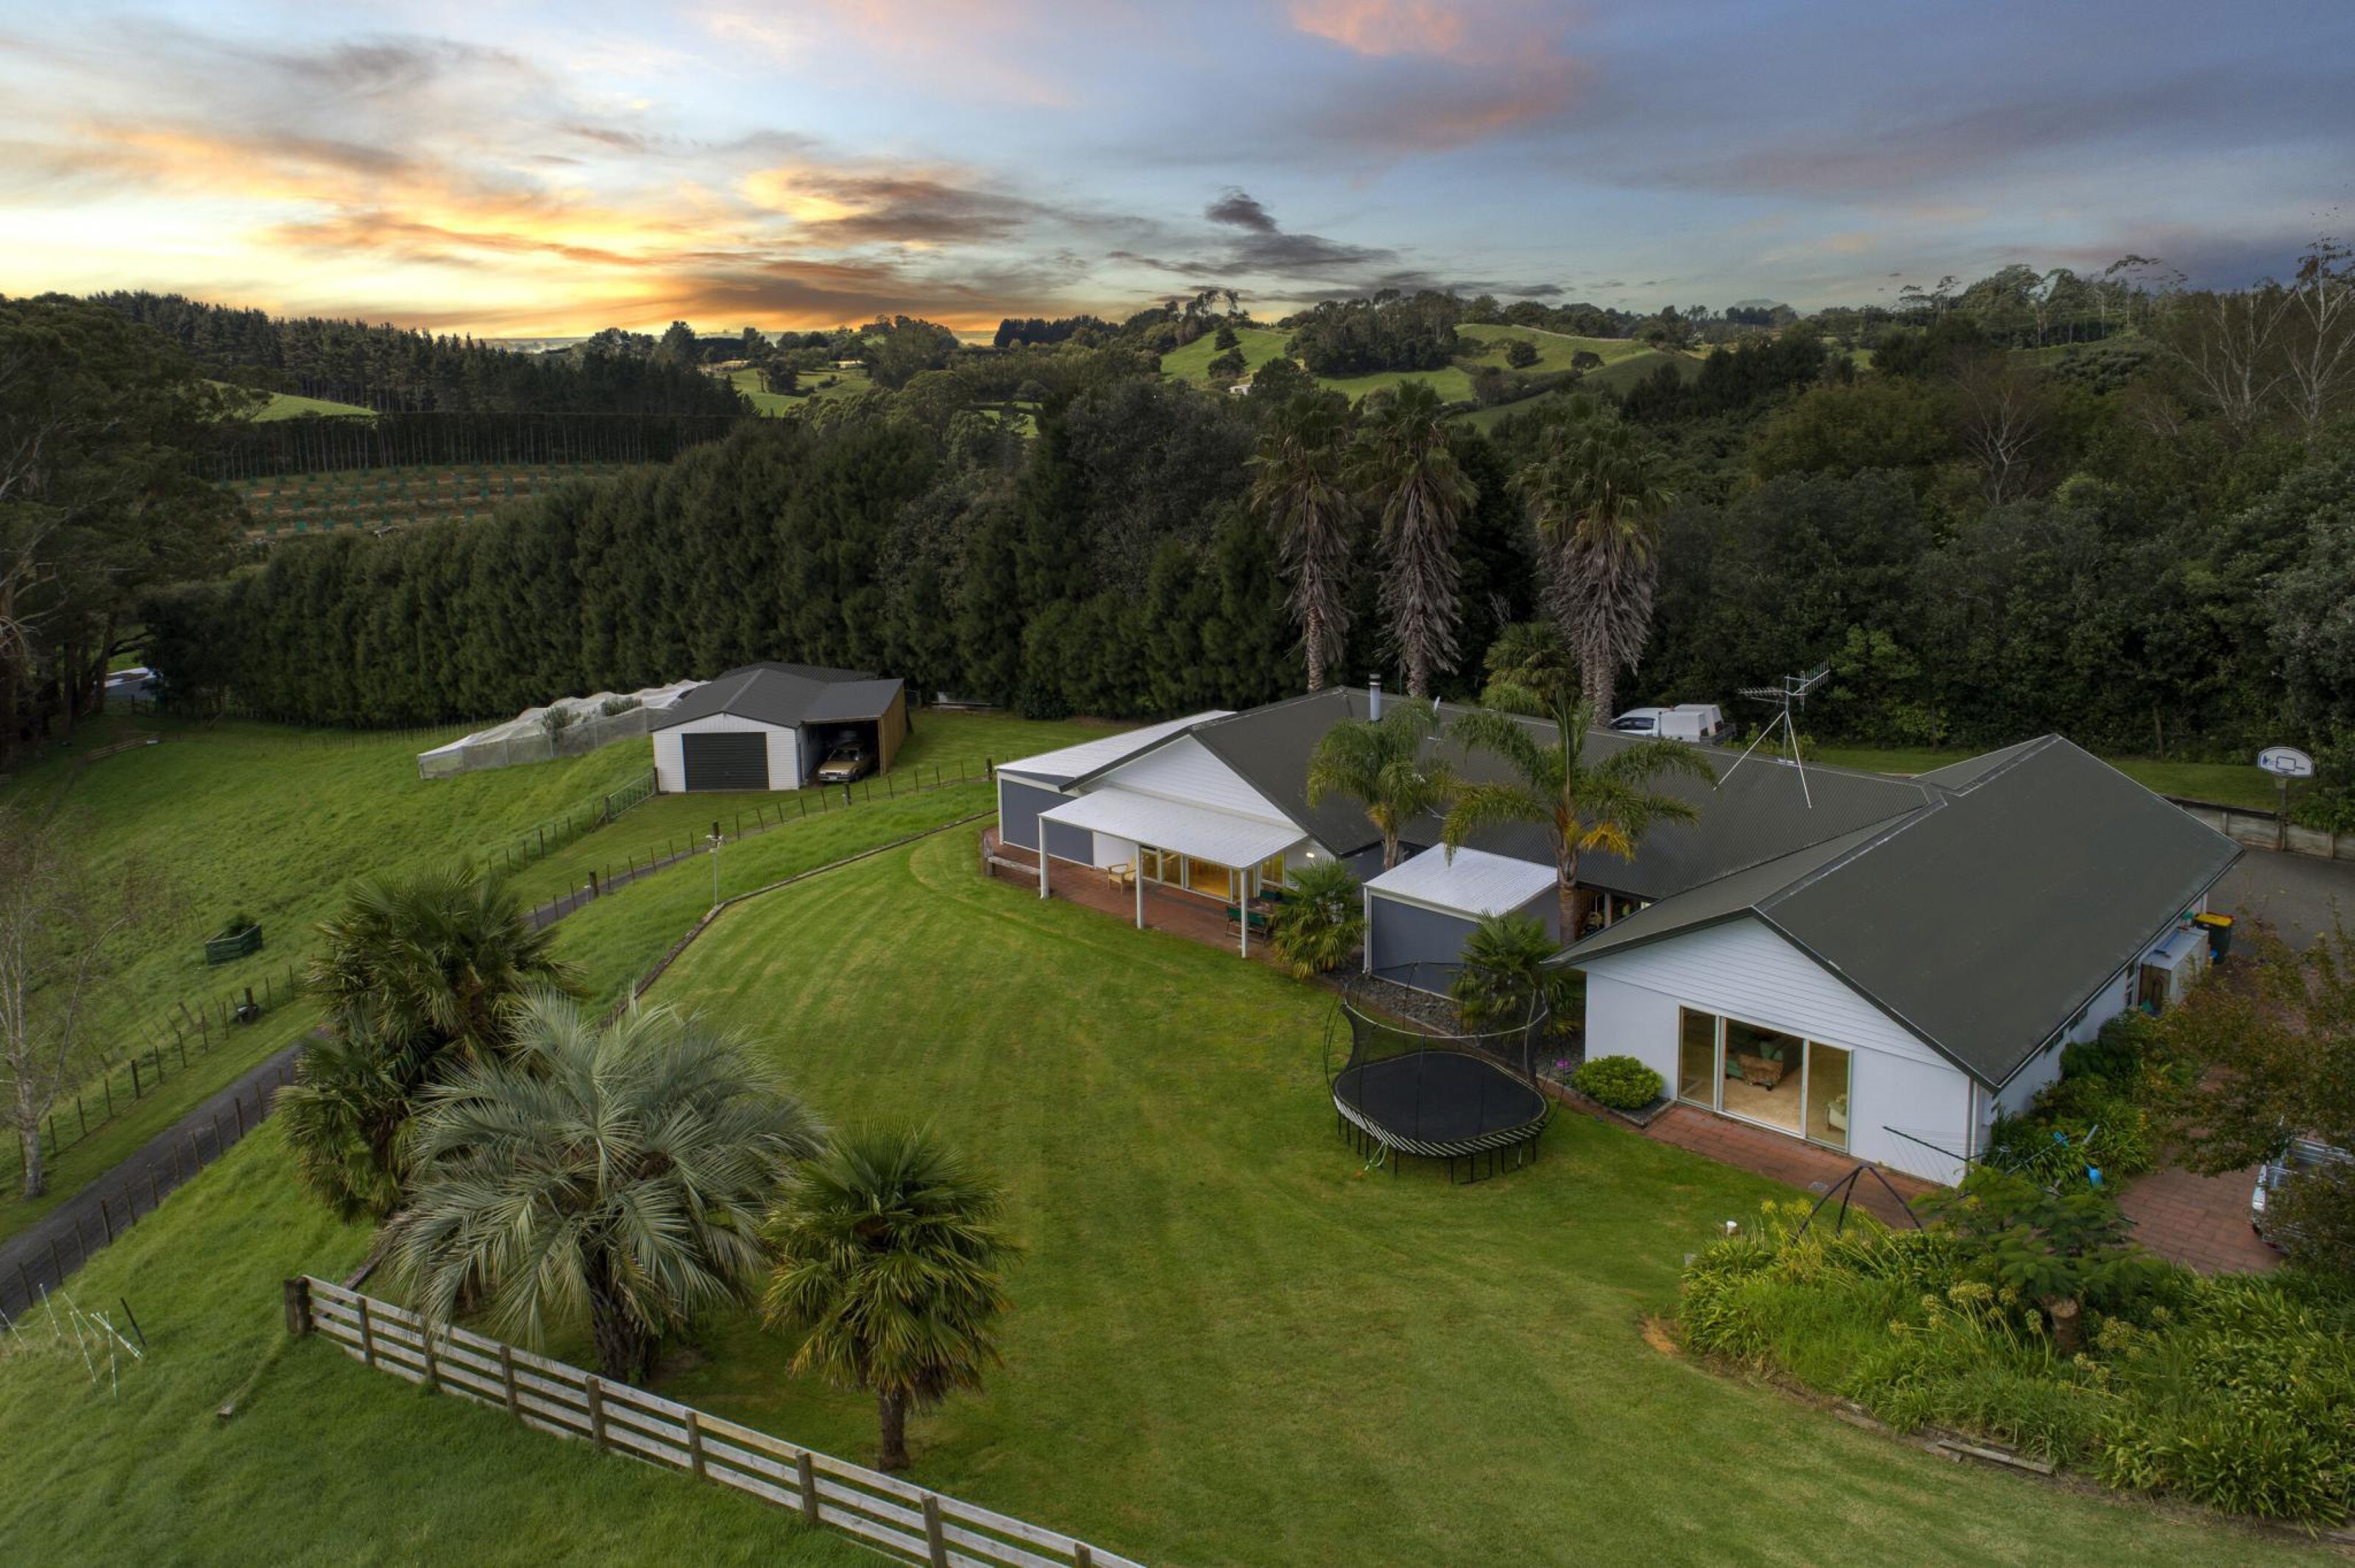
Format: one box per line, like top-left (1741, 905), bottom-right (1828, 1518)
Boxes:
top-left (3, 1), bottom-right (2350, 336)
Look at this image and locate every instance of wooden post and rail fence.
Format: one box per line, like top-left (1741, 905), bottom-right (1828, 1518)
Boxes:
top-left (286, 1275), bottom-right (1141, 1568)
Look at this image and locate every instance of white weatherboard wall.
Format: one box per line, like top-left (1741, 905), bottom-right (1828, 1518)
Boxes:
top-left (1579, 917), bottom-right (1977, 1185)
top-left (653, 715), bottom-right (800, 793)
top-left (1094, 735), bottom-right (1295, 826)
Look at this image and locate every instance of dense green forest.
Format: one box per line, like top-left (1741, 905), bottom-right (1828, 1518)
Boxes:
top-left (12, 255), bottom-right (2355, 823)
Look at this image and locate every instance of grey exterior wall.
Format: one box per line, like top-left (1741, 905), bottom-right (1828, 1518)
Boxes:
top-left (1043, 818), bottom-right (1094, 864)
top-left (1342, 842), bottom-right (1399, 883)
top-left (998, 779), bottom-right (1064, 851)
top-left (1367, 895), bottom-right (1481, 994)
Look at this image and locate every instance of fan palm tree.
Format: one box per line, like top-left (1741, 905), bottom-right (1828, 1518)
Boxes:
top-left (390, 995), bottom-right (824, 1383)
top-left (1353, 381), bottom-right (1474, 699)
top-left (1440, 686), bottom-right (1713, 934)
top-left (1306, 703), bottom-right (1454, 870)
top-left (1265, 859), bottom-right (1366, 978)
top-left (275, 1024), bottom-right (417, 1222)
top-left (306, 864), bottom-right (574, 1063)
top-left (763, 1127), bottom-right (1021, 1472)
top-left (1247, 390), bottom-right (1356, 690)
top-left (1516, 406), bottom-right (1675, 719)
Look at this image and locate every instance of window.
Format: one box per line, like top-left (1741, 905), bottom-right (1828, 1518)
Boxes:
top-left (1183, 856), bottom-right (1234, 897)
top-left (1721, 1020), bottom-right (1804, 1133)
top-left (1257, 854), bottom-right (1286, 891)
top-left (1805, 1042), bottom-right (1850, 1151)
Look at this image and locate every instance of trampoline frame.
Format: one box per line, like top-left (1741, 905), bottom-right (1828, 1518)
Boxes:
top-left (1325, 968), bottom-right (1554, 1183)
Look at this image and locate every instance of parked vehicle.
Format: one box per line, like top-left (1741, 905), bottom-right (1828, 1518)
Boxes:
top-left (813, 739), bottom-right (873, 784)
top-left (1609, 705), bottom-right (1726, 743)
top-left (2250, 1136), bottom-right (2353, 1249)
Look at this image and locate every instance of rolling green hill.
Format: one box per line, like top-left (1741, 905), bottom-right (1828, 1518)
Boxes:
top-left (1156, 320), bottom-right (1696, 420)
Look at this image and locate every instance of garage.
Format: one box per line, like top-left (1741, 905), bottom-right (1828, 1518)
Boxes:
top-left (1363, 845), bottom-right (1562, 993)
top-left (651, 662), bottom-right (909, 794)
top-left (681, 731), bottom-right (770, 791)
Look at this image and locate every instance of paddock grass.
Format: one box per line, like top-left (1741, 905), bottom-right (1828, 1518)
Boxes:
top-left (227, 461), bottom-right (631, 540)
top-left (252, 389), bottom-right (375, 421)
top-left (578, 834), bottom-right (2288, 1567)
top-left (1156, 326), bottom-right (1295, 388)
top-left (0, 717), bottom-right (654, 1212)
top-left (500, 712), bottom-right (1122, 909)
top-left (1813, 744), bottom-right (2284, 812)
top-left (0, 1120), bottom-right (868, 1567)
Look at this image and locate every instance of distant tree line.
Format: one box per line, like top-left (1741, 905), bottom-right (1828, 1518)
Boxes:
top-left (1281, 291), bottom-right (1462, 375)
top-left (85, 292), bottom-right (747, 416)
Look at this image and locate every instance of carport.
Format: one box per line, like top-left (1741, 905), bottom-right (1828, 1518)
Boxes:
top-left (1363, 846), bottom-right (1562, 992)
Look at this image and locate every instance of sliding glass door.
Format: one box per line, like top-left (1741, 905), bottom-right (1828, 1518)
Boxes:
top-left (1673, 1007), bottom-right (1852, 1151)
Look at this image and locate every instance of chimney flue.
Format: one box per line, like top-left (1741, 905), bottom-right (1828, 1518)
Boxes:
top-left (1370, 674), bottom-right (1383, 719)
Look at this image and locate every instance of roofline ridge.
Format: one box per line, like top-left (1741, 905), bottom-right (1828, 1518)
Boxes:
top-left (1759, 798), bottom-right (1946, 910)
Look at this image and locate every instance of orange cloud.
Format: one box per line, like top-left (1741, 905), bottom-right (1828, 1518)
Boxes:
top-left (1289, 0), bottom-right (1469, 60)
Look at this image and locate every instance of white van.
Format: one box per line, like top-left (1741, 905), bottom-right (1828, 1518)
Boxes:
top-left (1609, 704), bottom-right (1726, 743)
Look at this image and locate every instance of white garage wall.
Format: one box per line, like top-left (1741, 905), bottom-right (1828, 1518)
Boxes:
top-left (1578, 917), bottom-right (1978, 1185)
top-left (652, 715), bottom-right (799, 792)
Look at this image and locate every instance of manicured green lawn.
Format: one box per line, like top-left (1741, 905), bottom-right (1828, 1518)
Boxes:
top-left (1815, 743), bottom-right (2284, 812)
top-left (0, 831), bottom-right (2304, 1563)
top-left (0, 1121), bottom-right (869, 1567)
top-left (604, 834), bottom-right (2292, 1567)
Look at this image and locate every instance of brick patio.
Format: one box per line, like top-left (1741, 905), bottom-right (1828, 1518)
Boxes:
top-left (2117, 1162), bottom-right (2281, 1275)
top-left (1640, 1104), bottom-right (1938, 1227)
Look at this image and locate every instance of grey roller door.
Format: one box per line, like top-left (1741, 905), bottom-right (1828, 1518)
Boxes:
top-left (681, 731), bottom-right (769, 791)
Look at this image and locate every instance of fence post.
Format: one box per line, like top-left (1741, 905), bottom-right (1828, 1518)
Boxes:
top-left (1076, 1544), bottom-right (1094, 1568)
top-left (585, 1375), bottom-right (609, 1449)
top-left (77, 1096), bottom-right (86, 1137)
top-left (684, 1408), bottom-right (708, 1480)
top-left (922, 1494), bottom-right (948, 1567)
top-left (357, 1295), bottom-right (378, 1367)
top-left (284, 1277), bottom-right (313, 1335)
top-left (235, 1096), bottom-right (247, 1137)
top-left (420, 1322), bottom-right (440, 1390)
top-left (796, 1450), bottom-right (819, 1522)
top-left (500, 1344), bottom-right (521, 1416)
top-left (103, 1074), bottom-right (113, 1119)
top-left (131, 1059), bottom-right (141, 1099)
top-left (99, 1199), bottom-right (113, 1244)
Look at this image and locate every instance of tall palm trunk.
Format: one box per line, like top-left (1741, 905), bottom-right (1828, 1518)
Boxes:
top-left (589, 1270), bottom-right (654, 1383)
top-left (877, 1388), bottom-right (912, 1471)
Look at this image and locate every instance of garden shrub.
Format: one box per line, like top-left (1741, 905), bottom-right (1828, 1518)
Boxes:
top-left (1570, 1054), bottom-right (1664, 1110)
top-left (1266, 860), bottom-right (1363, 979)
top-left (1676, 1198), bottom-right (2355, 1524)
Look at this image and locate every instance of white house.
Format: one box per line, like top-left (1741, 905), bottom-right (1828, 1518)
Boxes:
top-left (1568, 739), bottom-right (2239, 1184)
top-left (991, 689), bottom-right (2242, 1185)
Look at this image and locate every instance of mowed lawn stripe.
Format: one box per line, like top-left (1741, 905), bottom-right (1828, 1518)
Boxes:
top-left (645, 834), bottom-right (2295, 1567)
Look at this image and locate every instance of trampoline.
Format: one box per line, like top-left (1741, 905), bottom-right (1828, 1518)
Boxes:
top-left (1326, 968), bottom-right (1554, 1182)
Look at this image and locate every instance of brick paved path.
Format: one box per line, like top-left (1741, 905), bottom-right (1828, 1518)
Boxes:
top-left (1643, 1105), bottom-right (1937, 1228)
top-left (2118, 1163), bottom-right (2281, 1274)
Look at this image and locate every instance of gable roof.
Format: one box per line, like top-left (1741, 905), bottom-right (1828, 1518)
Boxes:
top-left (1568, 737), bottom-right (2242, 1087)
top-left (651, 663), bottom-right (902, 731)
top-left (997, 711), bottom-right (1232, 789)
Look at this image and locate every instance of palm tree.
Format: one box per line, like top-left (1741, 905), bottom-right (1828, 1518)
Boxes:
top-left (1440, 687), bottom-right (1713, 934)
top-left (1306, 703), bottom-right (1454, 870)
top-left (1353, 381), bottom-right (1474, 698)
top-left (390, 995), bottom-right (824, 1383)
top-left (1515, 405), bottom-right (1675, 719)
top-left (306, 865), bottom-right (573, 1063)
top-left (1247, 391), bottom-right (1356, 690)
top-left (276, 1024), bottom-right (417, 1222)
top-left (1265, 859), bottom-right (1365, 978)
top-left (764, 1127), bottom-right (1021, 1472)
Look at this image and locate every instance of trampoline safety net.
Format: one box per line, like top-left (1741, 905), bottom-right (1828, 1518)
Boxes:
top-left (1326, 967), bottom-right (1554, 1182)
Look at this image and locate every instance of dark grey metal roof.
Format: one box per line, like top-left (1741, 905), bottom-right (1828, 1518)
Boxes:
top-left (651, 663), bottom-right (902, 732)
top-left (1567, 737), bottom-right (2242, 1088)
top-left (1174, 688), bottom-right (1934, 898)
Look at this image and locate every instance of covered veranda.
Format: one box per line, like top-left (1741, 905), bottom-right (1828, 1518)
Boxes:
top-left (1010, 791), bottom-right (1309, 957)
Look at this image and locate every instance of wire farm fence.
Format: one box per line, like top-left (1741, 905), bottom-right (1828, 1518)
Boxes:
top-left (0, 964), bottom-right (309, 1203)
top-left (2, 1057), bottom-right (299, 1319)
top-left (519, 759), bottom-right (996, 926)
top-left (288, 1276), bottom-right (1144, 1568)
top-left (476, 767), bottom-right (659, 883)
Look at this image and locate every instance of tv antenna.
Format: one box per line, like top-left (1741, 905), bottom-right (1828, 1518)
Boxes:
top-left (1723, 664), bottom-right (1830, 806)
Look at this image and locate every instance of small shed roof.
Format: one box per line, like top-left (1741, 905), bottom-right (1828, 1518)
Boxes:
top-left (1038, 790), bottom-right (1303, 869)
top-left (999, 712), bottom-right (1231, 789)
top-left (1365, 846), bottom-right (1558, 918)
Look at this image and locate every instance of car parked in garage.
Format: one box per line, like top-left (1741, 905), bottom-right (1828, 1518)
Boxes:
top-left (813, 739), bottom-right (873, 784)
